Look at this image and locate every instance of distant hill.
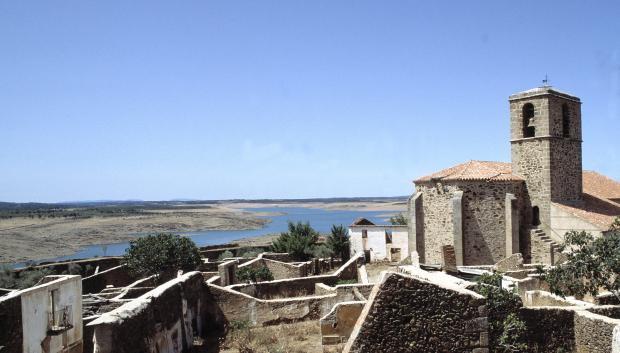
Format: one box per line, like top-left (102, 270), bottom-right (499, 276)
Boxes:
top-left (0, 196), bottom-right (408, 211)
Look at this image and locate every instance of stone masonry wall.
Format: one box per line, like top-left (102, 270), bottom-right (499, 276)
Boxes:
top-left (343, 272), bottom-right (488, 353)
top-left (549, 137), bottom-right (582, 202)
top-left (416, 183), bottom-right (456, 265)
top-left (459, 181), bottom-right (524, 265)
top-left (520, 307), bottom-right (575, 352)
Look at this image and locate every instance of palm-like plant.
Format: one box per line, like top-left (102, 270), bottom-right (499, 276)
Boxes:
top-left (326, 224), bottom-right (350, 261)
top-left (271, 221), bottom-right (319, 261)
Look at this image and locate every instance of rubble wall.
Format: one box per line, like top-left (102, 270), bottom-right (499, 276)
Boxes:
top-left (343, 272), bottom-right (489, 353)
top-left (82, 265), bottom-right (135, 294)
top-left (89, 272), bottom-right (224, 353)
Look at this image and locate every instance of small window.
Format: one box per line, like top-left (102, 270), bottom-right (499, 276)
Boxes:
top-left (385, 230), bottom-right (393, 244)
top-left (522, 103), bottom-right (536, 138)
top-left (532, 206), bottom-right (540, 226)
top-left (562, 104), bottom-right (570, 137)
top-left (362, 230), bottom-right (368, 239)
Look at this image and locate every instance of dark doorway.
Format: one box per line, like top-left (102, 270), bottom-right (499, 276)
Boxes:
top-left (364, 250), bottom-right (371, 263)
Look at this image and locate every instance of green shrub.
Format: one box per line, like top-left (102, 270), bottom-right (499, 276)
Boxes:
top-left (236, 266), bottom-right (274, 283)
top-left (473, 272), bottom-right (527, 352)
top-left (218, 250), bottom-right (235, 261)
top-left (271, 221), bottom-right (319, 261)
top-left (123, 233), bottom-right (201, 277)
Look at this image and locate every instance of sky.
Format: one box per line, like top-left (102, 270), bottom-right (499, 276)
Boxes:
top-left (1, 1), bottom-right (619, 203)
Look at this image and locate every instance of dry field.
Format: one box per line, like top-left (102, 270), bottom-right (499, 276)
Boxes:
top-left (218, 321), bottom-right (324, 353)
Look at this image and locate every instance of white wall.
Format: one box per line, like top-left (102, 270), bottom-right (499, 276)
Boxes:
top-left (550, 204), bottom-right (604, 238)
top-left (349, 226), bottom-right (409, 262)
top-left (20, 275), bottom-right (82, 353)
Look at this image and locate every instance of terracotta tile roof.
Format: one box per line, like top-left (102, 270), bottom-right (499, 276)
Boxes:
top-left (415, 160), bottom-right (524, 183)
top-left (553, 193), bottom-right (620, 230)
top-left (350, 218), bottom-right (375, 226)
top-left (583, 171), bottom-right (620, 202)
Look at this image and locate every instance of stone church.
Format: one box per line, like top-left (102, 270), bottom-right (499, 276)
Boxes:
top-left (406, 86), bottom-right (620, 266)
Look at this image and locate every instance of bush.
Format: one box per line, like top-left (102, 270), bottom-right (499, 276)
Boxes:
top-left (389, 213), bottom-right (407, 225)
top-left (0, 266), bottom-right (52, 290)
top-left (271, 221), bottom-right (319, 261)
top-left (123, 233), bottom-right (201, 277)
top-left (472, 272), bottom-right (527, 352)
top-left (218, 250), bottom-right (235, 261)
top-left (236, 266), bottom-right (274, 283)
top-left (238, 248), bottom-right (261, 259)
top-left (311, 244), bottom-right (332, 259)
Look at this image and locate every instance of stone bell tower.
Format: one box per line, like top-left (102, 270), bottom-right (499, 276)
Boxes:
top-left (509, 86), bottom-right (583, 229)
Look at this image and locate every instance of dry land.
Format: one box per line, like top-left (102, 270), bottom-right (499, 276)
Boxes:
top-left (219, 321), bottom-right (323, 353)
top-left (0, 198), bottom-right (407, 264)
top-left (0, 205), bottom-right (270, 263)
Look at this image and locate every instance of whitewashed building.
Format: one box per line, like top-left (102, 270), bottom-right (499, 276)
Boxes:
top-left (349, 218), bottom-right (409, 262)
top-left (0, 275), bottom-right (83, 353)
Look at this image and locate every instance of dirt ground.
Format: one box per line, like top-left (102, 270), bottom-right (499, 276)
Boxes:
top-left (0, 205), bottom-right (269, 263)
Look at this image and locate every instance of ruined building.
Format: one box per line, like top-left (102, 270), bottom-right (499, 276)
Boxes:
top-left (352, 86), bottom-right (620, 265)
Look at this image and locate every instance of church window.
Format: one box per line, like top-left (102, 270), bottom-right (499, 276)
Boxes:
top-left (562, 104), bottom-right (570, 137)
top-left (522, 103), bottom-right (536, 138)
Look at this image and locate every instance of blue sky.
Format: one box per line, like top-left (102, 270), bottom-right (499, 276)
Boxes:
top-left (1, 1), bottom-right (619, 203)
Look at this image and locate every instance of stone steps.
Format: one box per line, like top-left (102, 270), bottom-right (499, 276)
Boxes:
top-left (530, 228), bottom-right (562, 264)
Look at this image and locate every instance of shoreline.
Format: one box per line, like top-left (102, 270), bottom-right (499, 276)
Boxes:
top-left (1, 201), bottom-right (406, 264)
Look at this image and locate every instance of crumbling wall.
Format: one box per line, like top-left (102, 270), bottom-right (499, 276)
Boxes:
top-left (82, 265), bottom-right (135, 294)
top-left (208, 283), bottom-right (336, 326)
top-left (520, 306), bottom-right (620, 353)
top-left (343, 272), bottom-right (489, 353)
top-left (89, 272), bottom-right (224, 353)
top-left (320, 301), bottom-right (365, 345)
top-left (0, 293), bottom-right (22, 353)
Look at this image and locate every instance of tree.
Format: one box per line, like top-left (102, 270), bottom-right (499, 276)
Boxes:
top-left (540, 217), bottom-right (620, 300)
top-left (271, 221), bottom-right (319, 261)
top-left (326, 224), bottom-right (350, 261)
top-left (389, 213), bottom-right (408, 225)
top-left (123, 233), bottom-right (201, 277)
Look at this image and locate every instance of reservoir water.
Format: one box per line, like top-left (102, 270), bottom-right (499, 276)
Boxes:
top-left (18, 207), bottom-right (398, 267)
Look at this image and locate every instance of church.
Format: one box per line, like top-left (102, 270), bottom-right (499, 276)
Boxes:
top-left (350, 86), bottom-right (620, 265)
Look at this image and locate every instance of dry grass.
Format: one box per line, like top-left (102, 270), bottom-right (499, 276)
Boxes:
top-left (219, 321), bottom-right (324, 353)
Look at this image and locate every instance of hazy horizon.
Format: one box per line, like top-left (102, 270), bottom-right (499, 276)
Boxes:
top-left (2, 1), bottom-right (619, 203)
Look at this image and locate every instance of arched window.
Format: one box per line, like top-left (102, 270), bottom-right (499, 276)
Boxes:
top-left (562, 104), bottom-right (570, 137)
top-left (522, 103), bottom-right (536, 138)
top-left (532, 206), bottom-right (540, 226)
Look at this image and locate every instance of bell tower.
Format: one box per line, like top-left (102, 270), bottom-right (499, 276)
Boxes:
top-left (509, 86), bottom-right (582, 228)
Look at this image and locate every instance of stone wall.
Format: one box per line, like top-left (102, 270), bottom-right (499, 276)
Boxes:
top-left (226, 255), bottom-right (360, 299)
top-left (459, 181), bottom-right (524, 265)
top-left (415, 183), bottom-right (456, 265)
top-left (520, 307), bottom-right (576, 352)
top-left (89, 272), bottom-right (225, 353)
top-left (343, 272), bottom-right (489, 353)
top-left (416, 180), bottom-right (524, 266)
top-left (82, 265), bottom-right (135, 294)
top-left (520, 306), bottom-right (620, 353)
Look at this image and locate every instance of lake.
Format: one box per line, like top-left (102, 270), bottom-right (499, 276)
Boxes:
top-left (16, 206), bottom-right (398, 267)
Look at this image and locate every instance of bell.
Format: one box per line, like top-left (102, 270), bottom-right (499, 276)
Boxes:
top-left (527, 118), bottom-right (535, 127)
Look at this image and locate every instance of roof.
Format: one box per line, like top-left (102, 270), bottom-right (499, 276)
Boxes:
top-left (350, 218), bottom-right (375, 226)
top-left (553, 193), bottom-right (620, 230)
top-left (415, 160), bottom-right (524, 183)
top-left (583, 171), bottom-right (620, 202)
top-left (508, 86), bottom-right (580, 102)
